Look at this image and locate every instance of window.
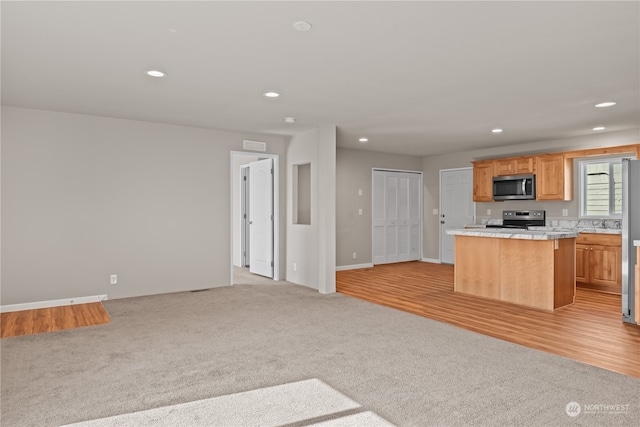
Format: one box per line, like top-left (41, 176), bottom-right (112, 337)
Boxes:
top-left (579, 157), bottom-right (624, 218)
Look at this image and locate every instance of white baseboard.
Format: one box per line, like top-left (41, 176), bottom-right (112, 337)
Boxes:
top-left (421, 258), bottom-right (441, 264)
top-left (0, 294), bottom-right (108, 313)
top-left (336, 263), bottom-right (374, 271)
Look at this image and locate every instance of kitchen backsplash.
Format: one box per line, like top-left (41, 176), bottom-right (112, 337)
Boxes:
top-left (482, 218), bottom-right (622, 230)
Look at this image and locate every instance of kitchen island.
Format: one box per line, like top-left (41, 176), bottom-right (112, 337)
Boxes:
top-left (446, 228), bottom-right (579, 311)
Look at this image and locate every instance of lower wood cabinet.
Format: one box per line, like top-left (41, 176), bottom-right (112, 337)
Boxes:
top-left (454, 235), bottom-right (575, 311)
top-left (576, 233), bottom-right (622, 294)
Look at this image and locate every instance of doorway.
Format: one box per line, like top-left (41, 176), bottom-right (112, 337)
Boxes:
top-left (230, 152), bottom-right (279, 285)
top-left (439, 168), bottom-right (474, 264)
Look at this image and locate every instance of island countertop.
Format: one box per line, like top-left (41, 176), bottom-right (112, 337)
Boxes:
top-left (446, 228), bottom-right (579, 240)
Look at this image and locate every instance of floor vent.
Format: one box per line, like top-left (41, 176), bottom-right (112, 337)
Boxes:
top-left (243, 140), bottom-right (267, 152)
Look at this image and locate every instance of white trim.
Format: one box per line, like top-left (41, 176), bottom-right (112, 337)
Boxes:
top-left (372, 167), bottom-right (422, 175)
top-left (421, 258), bottom-right (441, 264)
top-left (230, 151), bottom-right (280, 284)
top-left (438, 166), bottom-right (473, 173)
top-left (0, 294), bottom-right (108, 313)
top-left (336, 263), bottom-right (374, 271)
top-left (578, 156), bottom-right (625, 219)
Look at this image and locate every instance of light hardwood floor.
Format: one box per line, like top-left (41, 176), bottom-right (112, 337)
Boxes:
top-left (1, 302), bottom-right (111, 338)
top-left (337, 261), bottom-right (640, 378)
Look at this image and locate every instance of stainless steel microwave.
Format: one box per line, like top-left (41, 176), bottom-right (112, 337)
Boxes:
top-left (492, 174), bottom-right (536, 200)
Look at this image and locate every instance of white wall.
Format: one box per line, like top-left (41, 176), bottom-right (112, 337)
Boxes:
top-left (335, 148), bottom-right (423, 267)
top-left (286, 126), bottom-right (336, 293)
top-left (1, 106), bottom-right (287, 305)
top-left (317, 125), bottom-right (337, 294)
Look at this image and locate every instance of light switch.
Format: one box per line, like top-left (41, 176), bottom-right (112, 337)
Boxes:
top-left (358, 189), bottom-right (363, 196)
top-left (432, 209), bottom-right (438, 215)
top-left (358, 208), bottom-right (363, 215)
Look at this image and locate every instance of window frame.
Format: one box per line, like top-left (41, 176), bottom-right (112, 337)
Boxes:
top-left (578, 156), bottom-right (624, 219)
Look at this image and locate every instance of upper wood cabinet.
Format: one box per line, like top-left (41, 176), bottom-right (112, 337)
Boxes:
top-left (470, 144), bottom-right (638, 203)
top-left (494, 156), bottom-right (535, 176)
top-left (472, 160), bottom-right (493, 202)
top-left (535, 154), bottom-right (572, 201)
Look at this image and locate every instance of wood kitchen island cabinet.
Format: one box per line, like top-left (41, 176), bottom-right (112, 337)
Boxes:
top-left (447, 229), bottom-right (578, 311)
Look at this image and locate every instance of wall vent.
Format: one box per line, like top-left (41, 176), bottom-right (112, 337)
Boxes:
top-left (243, 140), bottom-right (267, 152)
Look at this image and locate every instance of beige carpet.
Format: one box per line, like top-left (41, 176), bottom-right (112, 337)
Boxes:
top-left (2, 284), bottom-right (638, 426)
top-left (62, 379), bottom-right (394, 427)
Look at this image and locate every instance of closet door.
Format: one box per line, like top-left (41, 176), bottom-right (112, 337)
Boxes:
top-left (399, 173), bottom-right (421, 262)
top-left (373, 170), bottom-right (421, 265)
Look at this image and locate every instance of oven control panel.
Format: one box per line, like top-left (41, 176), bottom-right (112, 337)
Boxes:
top-left (503, 210), bottom-right (545, 220)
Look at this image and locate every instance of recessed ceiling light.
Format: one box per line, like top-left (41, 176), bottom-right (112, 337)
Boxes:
top-left (146, 70), bottom-right (167, 77)
top-left (359, 137), bottom-right (368, 143)
top-left (491, 128), bottom-right (503, 133)
top-left (293, 21), bottom-right (312, 32)
top-left (284, 117), bottom-right (296, 124)
top-left (595, 101), bottom-right (616, 108)
top-left (263, 91), bottom-right (280, 98)
top-left (592, 126), bottom-right (606, 131)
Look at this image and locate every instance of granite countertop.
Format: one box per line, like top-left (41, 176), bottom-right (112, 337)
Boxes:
top-left (527, 226), bottom-right (622, 235)
top-left (446, 228), bottom-right (579, 240)
top-left (476, 218), bottom-right (623, 235)
top-left (463, 225), bottom-right (622, 235)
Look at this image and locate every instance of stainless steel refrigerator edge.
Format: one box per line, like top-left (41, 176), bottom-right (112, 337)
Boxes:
top-left (621, 159), bottom-right (639, 324)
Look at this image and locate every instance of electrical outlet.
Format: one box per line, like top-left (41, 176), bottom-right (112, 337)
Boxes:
top-left (487, 209), bottom-right (492, 216)
top-left (358, 189), bottom-right (363, 196)
top-left (562, 209), bottom-right (568, 217)
top-left (110, 274), bottom-right (118, 285)
top-left (293, 263), bottom-right (297, 272)
top-left (352, 252), bottom-right (357, 259)
top-left (358, 208), bottom-right (363, 215)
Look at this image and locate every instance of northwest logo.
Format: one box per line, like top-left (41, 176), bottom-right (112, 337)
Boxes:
top-left (565, 401), bottom-right (581, 417)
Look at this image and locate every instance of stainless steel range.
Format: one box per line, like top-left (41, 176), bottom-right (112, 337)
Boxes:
top-left (486, 210), bottom-right (545, 229)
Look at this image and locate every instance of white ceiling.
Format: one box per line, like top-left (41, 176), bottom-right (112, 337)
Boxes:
top-left (2, 1), bottom-right (638, 156)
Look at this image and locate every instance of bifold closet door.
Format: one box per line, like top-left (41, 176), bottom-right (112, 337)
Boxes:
top-left (373, 170), bottom-right (421, 265)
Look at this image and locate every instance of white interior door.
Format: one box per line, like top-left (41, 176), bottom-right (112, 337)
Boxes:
top-left (249, 158), bottom-right (274, 277)
top-left (440, 168), bottom-right (474, 264)
top-left (373, 170), bottom-right (422, 265)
